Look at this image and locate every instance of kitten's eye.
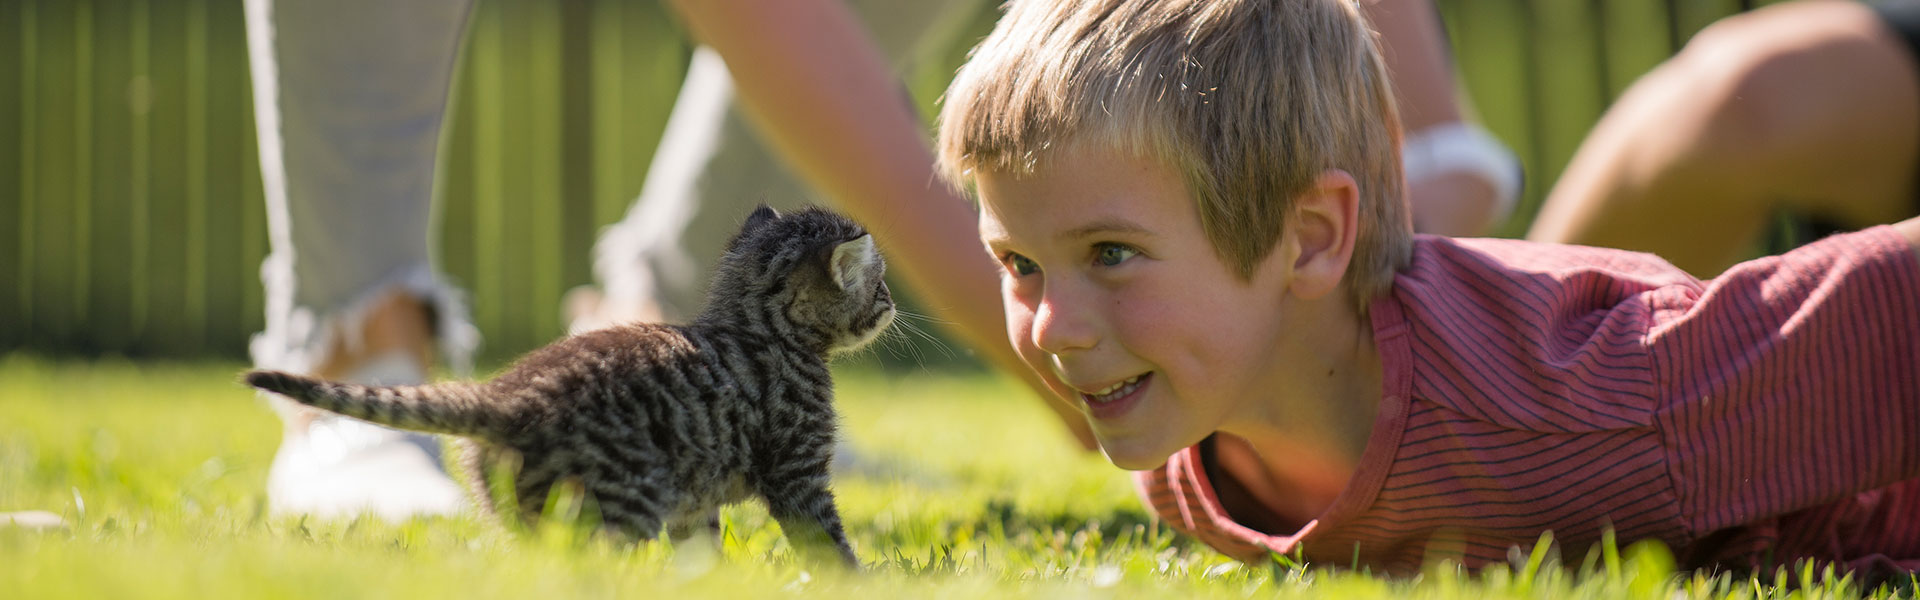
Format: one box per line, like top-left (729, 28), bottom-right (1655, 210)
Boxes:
top-left (1094, 243), bottom-right (1138, 267)
top-left (1004, 253), bottom-right (1039, 277)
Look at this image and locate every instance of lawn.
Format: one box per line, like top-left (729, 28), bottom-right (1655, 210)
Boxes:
top-left (0, 355), bottom-right (1905, 598)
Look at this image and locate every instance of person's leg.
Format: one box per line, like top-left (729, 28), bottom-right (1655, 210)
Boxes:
top-left (1527, 0), bottom-right (1920, 276)
top-left (576, 0), bottom-right (984, 329)
top-left (245, 0), bottom-right (479, 519)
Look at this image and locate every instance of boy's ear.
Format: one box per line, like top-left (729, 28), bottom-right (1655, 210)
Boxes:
top-left (1286, 169), bottom-right (1361, 300)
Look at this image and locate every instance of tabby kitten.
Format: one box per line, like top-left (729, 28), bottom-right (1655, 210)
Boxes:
top-left (246, 205), bottom-right (894, 568)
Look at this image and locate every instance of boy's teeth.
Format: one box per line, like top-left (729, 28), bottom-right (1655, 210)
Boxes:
top-left (1086, 374), bottom-right (1144, 403)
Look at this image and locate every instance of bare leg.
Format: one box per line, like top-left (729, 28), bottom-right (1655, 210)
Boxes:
top-left (1529, 1), bottom-right (1919, 276)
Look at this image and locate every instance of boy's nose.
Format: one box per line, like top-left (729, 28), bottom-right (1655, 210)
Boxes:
top-left (1032, 288), bottom-right (1097, 355)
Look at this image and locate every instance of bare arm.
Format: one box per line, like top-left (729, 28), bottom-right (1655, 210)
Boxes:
top-left (1364, 0), bottom-right (1461, 134)
top-left (664, 0), bottom-right (1097, 449)
top-left (1361, 0), bottom-right (1504, 236)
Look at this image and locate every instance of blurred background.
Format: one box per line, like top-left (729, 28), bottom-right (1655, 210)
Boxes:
top-left (0, 0), bottom-right (1784, 364)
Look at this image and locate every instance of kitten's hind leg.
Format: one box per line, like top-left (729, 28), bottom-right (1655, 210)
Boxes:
top-left (757, 475), bottom-right (859, 570)
top-left (454, 440), bottom-right (521, 521)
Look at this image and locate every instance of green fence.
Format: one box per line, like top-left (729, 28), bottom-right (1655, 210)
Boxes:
top-left (2, 0), bottom-right (1780, 361)
top-left (3, 0), bottom-right (691, 359)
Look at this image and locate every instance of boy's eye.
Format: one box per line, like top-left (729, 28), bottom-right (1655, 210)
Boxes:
top-left (1094, 243), bottom-right (1138, 267)
top-left (1006, 253), bottom-right (1039, 276)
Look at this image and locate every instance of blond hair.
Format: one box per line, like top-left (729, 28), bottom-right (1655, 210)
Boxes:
top-left (937, 0), bottom-right (1411, 306)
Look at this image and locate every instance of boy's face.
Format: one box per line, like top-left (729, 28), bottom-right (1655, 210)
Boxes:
top-left (977, 145), bottom-right (1302, 470)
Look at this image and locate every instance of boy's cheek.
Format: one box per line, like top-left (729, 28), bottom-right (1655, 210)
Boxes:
top-left (1000, 297), bottom-right (1082, 404)
top-left (1007, 321), bottom-right (1078, 404)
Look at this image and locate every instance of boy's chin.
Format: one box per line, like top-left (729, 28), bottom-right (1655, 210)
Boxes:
top-left (1095, 434), bottom-right (1183, 471)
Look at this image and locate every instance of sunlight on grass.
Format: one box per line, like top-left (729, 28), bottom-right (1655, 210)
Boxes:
top-left (1, 355), bottom-right (1912, 598)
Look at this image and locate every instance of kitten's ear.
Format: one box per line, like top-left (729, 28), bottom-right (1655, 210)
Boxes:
top-left (744, 204), bottom-right (779, 231)
top-left (829, 235), bottom-right (879, 291)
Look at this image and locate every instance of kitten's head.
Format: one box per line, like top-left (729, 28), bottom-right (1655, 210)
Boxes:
top-left (705, 205), bottom-right (896, 354)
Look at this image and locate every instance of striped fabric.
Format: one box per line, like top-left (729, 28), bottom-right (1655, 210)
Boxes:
top-left (1136, 226), bottom-right (1920, 574)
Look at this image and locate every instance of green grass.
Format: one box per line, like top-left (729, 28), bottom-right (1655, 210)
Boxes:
top-left (0, 355), bottom-right (1910, 598)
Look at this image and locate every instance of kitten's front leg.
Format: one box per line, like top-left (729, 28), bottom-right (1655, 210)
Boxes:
top-left (666, 509), bottom-right (721, 544)
top-left (757, 473), bottom-right (859, 570)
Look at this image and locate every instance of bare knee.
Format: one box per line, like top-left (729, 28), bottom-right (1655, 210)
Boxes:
top-left (1532, 2), bottom-right (1909, 248)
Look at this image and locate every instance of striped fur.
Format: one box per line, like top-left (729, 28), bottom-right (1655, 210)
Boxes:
top-left (246, 206), bottom-right (893, 568)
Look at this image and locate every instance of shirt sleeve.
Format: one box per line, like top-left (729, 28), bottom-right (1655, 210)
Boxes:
top-left (1646, 226), bottom-right (1920, 536)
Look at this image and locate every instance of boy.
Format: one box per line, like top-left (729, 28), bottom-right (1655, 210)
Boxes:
top-left (935, 0), bottom-right (1920, 574)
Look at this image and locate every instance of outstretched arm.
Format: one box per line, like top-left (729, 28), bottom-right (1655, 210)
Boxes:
top-left (663, 0), bottom-right (1097, 449)
top-left (1648, 224), bottom-right (1920, 535)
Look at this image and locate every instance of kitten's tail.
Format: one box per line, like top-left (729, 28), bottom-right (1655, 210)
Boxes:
top-left (244, 370), bottom-right (522, 438)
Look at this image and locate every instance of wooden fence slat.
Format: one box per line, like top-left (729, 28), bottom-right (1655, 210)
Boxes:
top-left (17, 0), bottom-right (35, 347)
top-left (202, 0), bottom-right (257, 353)
top-left (1601, 0), bottom-right (1676, 102)
top-left (85, 0), bottom-right (139, 353)
top-left (29, 0), bottom-right (81, 349)
top-left (73, 0), bottom-right (98, 342)
top-left (436, 38), bottom-right (476, 347)
top-left (559, 0), bottom-right (596, 297)
top-left (141, 0), bottom-right (194, 356)
top-left (511, 0), bottom-right (565, 347)
top-left (0, 0), bottom-right (27, 350)
top-left (587, 0), bottom-right (628, 233)
top-left (500, 0), bottom-right (535, 352)
top-left (179, 0), bottom-right (210, 352)
top-left (129, 0), bottom-right (153, 348)
top-left (1528, 0), bottom-right (1609, 219)
top-left (496, 0), bottom-right (529, 350)
top-left (466, 1), bottom-right (507, 355)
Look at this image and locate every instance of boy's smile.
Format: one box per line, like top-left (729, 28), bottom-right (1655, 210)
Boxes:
top-left (976, 144), bottom-right (1317, 470)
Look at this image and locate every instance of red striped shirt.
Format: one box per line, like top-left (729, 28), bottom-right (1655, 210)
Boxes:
top-left (1136, 226), bottom-right (1920, 573)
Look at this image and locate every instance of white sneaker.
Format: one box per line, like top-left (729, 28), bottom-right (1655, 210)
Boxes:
top-left (265, 353), bottom-right (465, 521)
